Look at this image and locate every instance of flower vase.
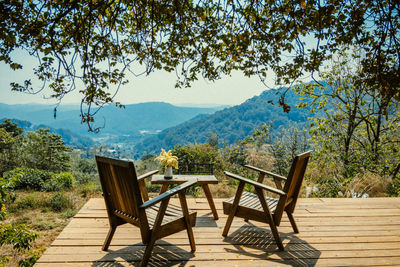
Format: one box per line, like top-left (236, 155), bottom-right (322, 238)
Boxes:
top-left (164, 166), bottom-right (173, 178)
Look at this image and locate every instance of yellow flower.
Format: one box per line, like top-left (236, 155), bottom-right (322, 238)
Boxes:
top-left (155, 149), bottom-right (179, 169)
top-left (1, 204), bottom-right (5, 212)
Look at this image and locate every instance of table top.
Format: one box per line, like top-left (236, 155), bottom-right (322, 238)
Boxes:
top-left (151, 174), bottom-right (218, 184)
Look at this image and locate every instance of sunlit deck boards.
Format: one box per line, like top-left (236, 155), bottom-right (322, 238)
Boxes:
top-left (35, 197), bottom-right (400, 266)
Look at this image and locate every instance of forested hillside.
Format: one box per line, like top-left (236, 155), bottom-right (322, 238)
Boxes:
top-left (135, 88), bottom-right (312, 156)
top-left (0, 118), bottom-right (94, 149)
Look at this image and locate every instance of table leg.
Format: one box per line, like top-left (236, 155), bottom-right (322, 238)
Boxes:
top-left (202, 184), bottom-right (219, 220)
top-left (159, 184), bottom-right (169, 194)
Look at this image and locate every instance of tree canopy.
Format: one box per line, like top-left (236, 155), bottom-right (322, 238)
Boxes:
top-left (297, 50), bottom-right (400, 180)
top-left (1, 0), bottom-right (399, 130)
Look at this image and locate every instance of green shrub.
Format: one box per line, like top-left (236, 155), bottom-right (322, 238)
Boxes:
top-left (48, 193), bottom-right (73, 212)
top-left (8, 193), bottom-right (48, 213)
top-left (0, 224), bottom-right (38, 247)
top-left (42, 172), bottom-right (75, 192)
top-left (41, 179), bottom-right (62, 192)
top-left (388, 178), bottom-right (400, 197)
top-left (312, 177), bottom-right (341, 197)
top-left (61, 209), bottom-right (77, 219)
top-left (187, 184), bottom-right (201, 197)
top-left (73, 171), bottom-right (98, 185)
top-left (0, 178), bottom-right (14, 220)
top-left (18, 248), bottom-right (45, 267)
top-left (31, 221), bottom-right (56, 231)
top-left (14, 216), bottom-right (32, 225)
top-left (54, 173), bottom-right (74, 189)
top-left (79, 181), bottom-right (101, 198)
top-left (4, 168), bottom-right (52, 190)
top-left (0, 224), bottom-right (39, 265)
top-left (15, 195), bottom-right (39, 211)
top-left (0, 179), bottom-right (39, 267)
top-left (146, 182), bottom-right (161, 193)
top-left (5, 168), bottom-right (75, 192)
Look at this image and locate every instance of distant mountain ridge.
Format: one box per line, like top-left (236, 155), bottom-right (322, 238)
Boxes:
top-left (135, 88), bottom-right (313, 156)
top-left (0, 102), bottom-right (224, 138)
top-left (1, 91), bottom-right (314, 155)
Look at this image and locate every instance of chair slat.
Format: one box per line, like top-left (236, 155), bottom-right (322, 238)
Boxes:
top-left (224, 192), bottom-right (278, 213)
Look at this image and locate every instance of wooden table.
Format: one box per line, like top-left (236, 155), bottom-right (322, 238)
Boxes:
top-left (151, 174), bottom-right (219, 220)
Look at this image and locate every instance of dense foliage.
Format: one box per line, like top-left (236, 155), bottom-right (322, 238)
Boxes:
top-left (0, 117), bottom-right (94, 149)
top-left (0, 120), bottom-right (100, 265)
top-left (0, 120), bottom-right (72, 176)
top-left (4, 168), bottom-right (74, 192)
top-left (296, 51), bottom-right (400, 197)
top-left (1, 1), bottom-right (398, 129)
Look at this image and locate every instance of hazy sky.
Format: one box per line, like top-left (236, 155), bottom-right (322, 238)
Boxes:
top-left (0, 52), bottom-right (275, 107)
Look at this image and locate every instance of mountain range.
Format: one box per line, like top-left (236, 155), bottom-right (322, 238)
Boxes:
top-left (0, 102), bottom-right (224, 138)
top-left (134, 88), bottom-right (313, 156)
top-left (1, 88), bottom-right (313, 156)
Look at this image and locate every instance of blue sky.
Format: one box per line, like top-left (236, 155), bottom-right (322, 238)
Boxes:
top-left (0, 51), bottom-right (274, 107)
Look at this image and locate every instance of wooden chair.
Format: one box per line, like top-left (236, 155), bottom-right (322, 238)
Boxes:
top-left (222, 151), bottom-right (311, 251)
top-left (95, 156), bottom-right (197, 267)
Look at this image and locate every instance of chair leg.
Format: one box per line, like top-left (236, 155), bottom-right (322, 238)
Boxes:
top-left (141, 235), bottom-right (157, 267)
top-left (141, 198), bottom-right (169, 267)
top-left (254, 187), bottom-right (284, 251)
top-left (269, 219), bottom-right (284, 251)
top-left (287, 211), bottom-right (299, 233)
top-left (222, 181), bottom-right (245, 237)
top-left (222, 212), bottom-right (234, 236)
top-left (102, 226), bottom-right (116, 251)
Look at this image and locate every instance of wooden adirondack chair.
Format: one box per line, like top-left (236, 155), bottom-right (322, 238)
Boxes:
top-left (222, 151), bottom-right (311, 251)
top-left (95, 156), bottom-right (197, 267)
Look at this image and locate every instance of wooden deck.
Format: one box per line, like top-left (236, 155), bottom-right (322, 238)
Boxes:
top-left (36, 197), bottom-right (400, 266)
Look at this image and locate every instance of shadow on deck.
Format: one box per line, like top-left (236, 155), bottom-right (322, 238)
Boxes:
top-left (35, 197), bottom-right (400, 266)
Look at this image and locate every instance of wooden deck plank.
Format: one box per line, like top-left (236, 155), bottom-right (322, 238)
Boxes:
top-left (36, 249), bottom-right (400, 262)
top-left (80, 202), bottom-right (400, 209)
top-left (35, 257), bottom-right (400, 267)
top-left (55, 228), bottom-right (400, 238)
top-left (58, 224), bottom-right (400, 234)
top-left (49, 236), bottom-right (400, 247)
top-left (36, 197), bottom-right (400, 266)
top-left (43, 242), bottom-right (400, 254)
top-left (65, 217), bottom-right (400, 228)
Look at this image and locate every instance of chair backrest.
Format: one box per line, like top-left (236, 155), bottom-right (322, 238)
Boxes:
top-left (96, 156), bottom-right (148, 230)
top-left (274, 151), bottom-right (311, 224)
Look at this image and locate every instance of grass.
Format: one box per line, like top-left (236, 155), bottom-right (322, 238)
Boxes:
top-left (1, 188), bottom-right (102, 266)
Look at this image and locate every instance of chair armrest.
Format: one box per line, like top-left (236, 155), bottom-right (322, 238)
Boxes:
top-left (244, 165), bottom-right (287, 181)
top-left (224, 171), bottom-right (286, 196)
top-left (137, 170), bottom-right (159, 181)
top-left (140, 179), bottom-right (197, 209)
